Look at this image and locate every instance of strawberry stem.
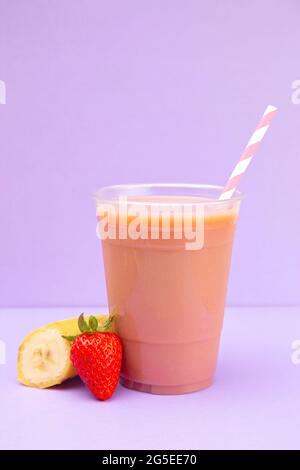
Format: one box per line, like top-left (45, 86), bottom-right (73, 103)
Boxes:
top-left (62, 312), bottom-right (115, 343)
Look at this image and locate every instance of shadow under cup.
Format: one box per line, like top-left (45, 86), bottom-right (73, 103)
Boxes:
top-left (95, 184), bottom-right (243, 395)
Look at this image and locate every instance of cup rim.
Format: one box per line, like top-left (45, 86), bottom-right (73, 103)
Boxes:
top-left (94, 183), bottom-right (244, 207)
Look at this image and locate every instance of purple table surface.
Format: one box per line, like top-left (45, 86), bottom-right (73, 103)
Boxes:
top-left (1, 306), bottom-right (300, 450)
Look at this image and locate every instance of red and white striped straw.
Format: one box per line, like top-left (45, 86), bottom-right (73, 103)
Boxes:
top-left (219, 105), bottom-right (278, 200)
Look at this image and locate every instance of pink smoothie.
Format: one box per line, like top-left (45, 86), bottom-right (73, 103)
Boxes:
top-left (98, 194), bottom-right (240, 394)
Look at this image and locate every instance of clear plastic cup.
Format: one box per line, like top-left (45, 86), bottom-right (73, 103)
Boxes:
top-left (94, 184), bottom-right (243, 395)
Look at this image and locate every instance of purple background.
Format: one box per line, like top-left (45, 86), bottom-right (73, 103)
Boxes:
top-left (1, 0), bottom-right (300, 308)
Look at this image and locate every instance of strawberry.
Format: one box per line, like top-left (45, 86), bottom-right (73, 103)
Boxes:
top-left (63, 313), bottom-right (122, 400)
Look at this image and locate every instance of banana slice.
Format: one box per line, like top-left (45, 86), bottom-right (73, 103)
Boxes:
top-left (17, 315), bottom-right (108, 388)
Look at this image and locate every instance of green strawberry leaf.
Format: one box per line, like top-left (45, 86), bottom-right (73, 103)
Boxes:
top-left (78, 313), bottom-right (89, 333)
top-left (99, 314), bottom-right (114, 332)
top-left (62, 335), bottom-right (77, 342)
top-left (89, 315), bottom-right (98, 332)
